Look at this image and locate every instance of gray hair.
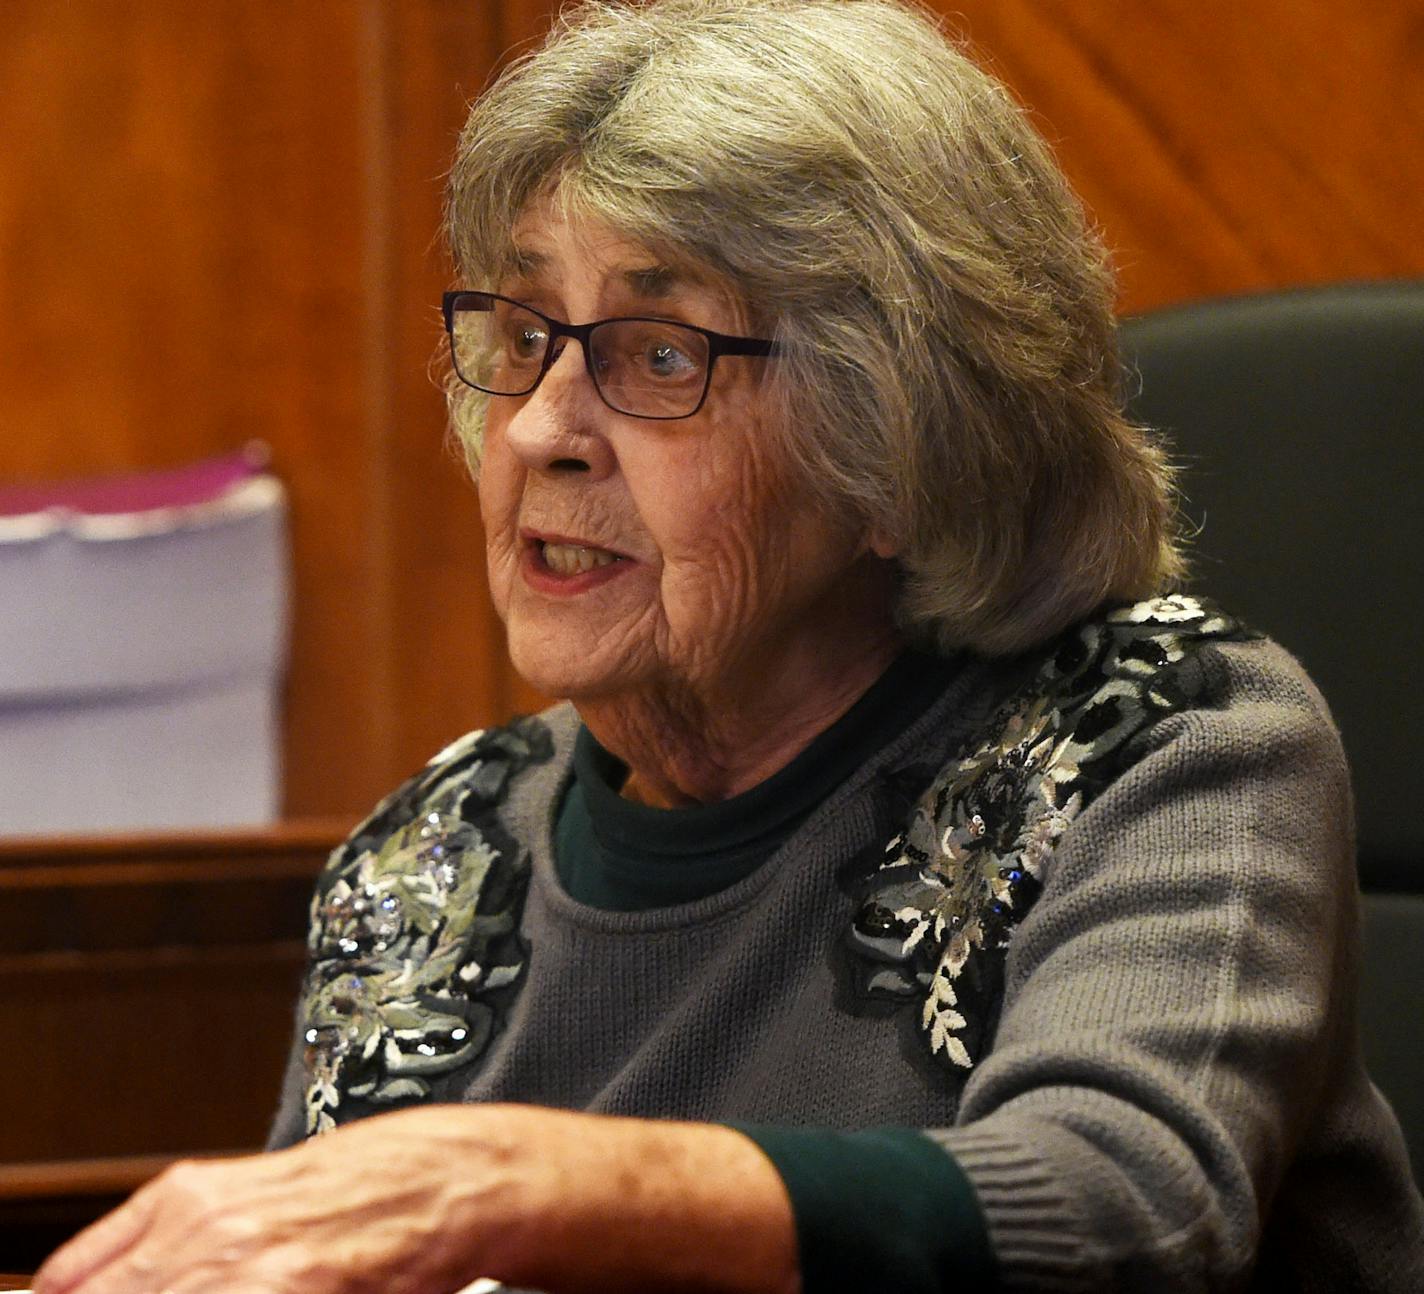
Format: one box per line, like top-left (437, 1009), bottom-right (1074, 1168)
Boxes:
top-left (444, 0), bottom-right (1184, 655)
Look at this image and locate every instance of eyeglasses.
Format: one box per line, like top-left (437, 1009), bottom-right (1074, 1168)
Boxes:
top-left (442, 290), bottom-right (780, 420)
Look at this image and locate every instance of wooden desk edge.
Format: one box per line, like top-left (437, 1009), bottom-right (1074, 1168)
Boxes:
top-left (0, 818), bottom-right (353, 865)
top-left (0, 1149), bottom-right (252, 1201)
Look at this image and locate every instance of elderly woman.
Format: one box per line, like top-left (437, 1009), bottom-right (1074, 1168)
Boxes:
top-left (36, 0), bottom-right (1424, 1291)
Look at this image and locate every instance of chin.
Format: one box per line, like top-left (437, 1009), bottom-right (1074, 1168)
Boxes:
top-left (506, 631), bottom-right (623, 703)
top-left (502, 588), bottom-right (658, 703)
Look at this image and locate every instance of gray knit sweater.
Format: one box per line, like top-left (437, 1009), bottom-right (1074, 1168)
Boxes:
top-left (269, 597), bottom-right (1424, 1290)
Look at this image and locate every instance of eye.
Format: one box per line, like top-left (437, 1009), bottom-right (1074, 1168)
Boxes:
top-left (508, 321), bottom-right (548, 363)
top-left (643, 338), bottom-right (698, 379)
top-left (588, 320), bottom-right (709, 403)
top-left (608, 323), bottom-right (704, 383)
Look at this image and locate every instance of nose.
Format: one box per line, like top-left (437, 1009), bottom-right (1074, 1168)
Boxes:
top-left (500, 336), bottom-right (616, 478)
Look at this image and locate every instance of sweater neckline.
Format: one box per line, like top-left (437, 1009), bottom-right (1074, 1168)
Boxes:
top-left (557, 649), bottom-right (964, 910)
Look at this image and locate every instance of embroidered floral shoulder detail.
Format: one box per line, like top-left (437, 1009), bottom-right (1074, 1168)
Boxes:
top-left (300, 717), bottom-right (553, 1135)
top-left (848, 595), bottom-right (1250, 1072)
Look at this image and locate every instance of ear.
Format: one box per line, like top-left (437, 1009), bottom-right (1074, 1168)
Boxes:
top-left (864, 528), bottom-right (900, 560)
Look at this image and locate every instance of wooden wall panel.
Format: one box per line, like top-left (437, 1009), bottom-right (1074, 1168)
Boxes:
top-left (495, 0), bottom-right (567, 66)
top-left (1, 0), bottom-right (1420, 828)
top-left (378, 2), bottom-right (549, 785)
top-left (929, 0), bottom-right (1424, 312)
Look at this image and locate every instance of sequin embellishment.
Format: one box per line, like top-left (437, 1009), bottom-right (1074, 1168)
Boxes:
top-left (849, 595), bottom-right (1247, 1071)
top-left (300, 717), bottom-right (552, 1134)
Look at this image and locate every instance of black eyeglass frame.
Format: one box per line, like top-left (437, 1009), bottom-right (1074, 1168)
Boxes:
top-left (441, 290), bottom-right (781, 420)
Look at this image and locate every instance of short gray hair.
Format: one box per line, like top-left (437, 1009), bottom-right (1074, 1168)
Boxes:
top-left (445, 0), bottom-right (1184, 655)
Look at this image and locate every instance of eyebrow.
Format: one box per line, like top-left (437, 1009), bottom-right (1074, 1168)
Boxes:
top-left (622, 264), bottom-right (684, 298)
top-left (505, 249), bottom-right (696, 300)
top-left (507, 248), bottom-right (545, 280)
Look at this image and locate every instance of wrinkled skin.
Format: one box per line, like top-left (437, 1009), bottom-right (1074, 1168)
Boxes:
top-left (32, 1106), bottom-right (799, 1294)
top-left (480, 200), bottom-right (902, 805)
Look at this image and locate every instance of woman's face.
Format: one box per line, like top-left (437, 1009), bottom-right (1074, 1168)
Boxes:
top-left (478, 201), bottom-right (897, 707)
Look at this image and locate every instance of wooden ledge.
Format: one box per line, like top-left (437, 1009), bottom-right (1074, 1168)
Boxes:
top-left (0, 819), bottom-right (349, 965)
top-left (0, 818), bottom-right (351, 890)
top-left (0, 1152), bottom-right (249, 1202)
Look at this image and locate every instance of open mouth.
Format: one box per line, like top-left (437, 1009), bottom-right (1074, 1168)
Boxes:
top-left (537, 541), bottom-right (624, 576)
top-left (520, 531), bottom-right (633, 586)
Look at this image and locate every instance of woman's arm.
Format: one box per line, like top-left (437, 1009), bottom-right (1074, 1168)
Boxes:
top-left (918, 656), bottom-right (1411, 1289)
top-left (33, 1105), bottom-right (800, 1294)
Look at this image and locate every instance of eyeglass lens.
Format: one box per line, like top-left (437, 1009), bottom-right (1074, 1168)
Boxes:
top-left (450, 296), bottom-right (712, 418)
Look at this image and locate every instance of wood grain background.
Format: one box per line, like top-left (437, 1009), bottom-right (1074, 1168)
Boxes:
top-left (1, 0), bottom-right (1421, 822)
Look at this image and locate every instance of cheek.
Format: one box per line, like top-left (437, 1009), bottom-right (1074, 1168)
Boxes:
top-left (476, 421), bottom-right (523, 607)
top-left (634, 426), bottom-right (808, 637)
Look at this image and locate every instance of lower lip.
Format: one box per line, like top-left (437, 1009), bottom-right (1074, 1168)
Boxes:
top-left (520, 544), bottom-right (634, 596)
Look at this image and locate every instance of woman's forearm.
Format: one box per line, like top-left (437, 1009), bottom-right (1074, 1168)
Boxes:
top-left (474, 1107), bottom-right (801, 1294)
top-left (33, 1105), bottom-right (800, 1294)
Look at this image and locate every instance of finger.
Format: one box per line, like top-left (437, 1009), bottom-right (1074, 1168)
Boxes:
top-left (32, 1181), bottom-right (159, 1294)
top-left (49, 1249), bottom-right (166, 1294)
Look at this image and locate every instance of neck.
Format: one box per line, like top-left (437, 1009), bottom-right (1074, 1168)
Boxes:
top-left (576, 627), bottom-right (904, 808)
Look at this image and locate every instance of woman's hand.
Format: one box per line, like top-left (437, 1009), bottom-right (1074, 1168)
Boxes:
top-left (32, 1105), bottom-right (800, 1294)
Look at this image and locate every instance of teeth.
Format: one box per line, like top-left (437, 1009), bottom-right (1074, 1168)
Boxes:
top-left (541, 542), bottom-right (620, 575)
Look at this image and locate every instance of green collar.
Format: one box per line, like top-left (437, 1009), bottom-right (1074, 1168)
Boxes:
top-left (555, 649), bottom-right (963, 911)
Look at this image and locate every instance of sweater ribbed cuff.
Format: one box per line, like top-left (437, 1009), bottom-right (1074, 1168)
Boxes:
top-left (729, 1124), bottom-right (997, 1294)
top-left (928, 1126), bottom-right (1100, 1293)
